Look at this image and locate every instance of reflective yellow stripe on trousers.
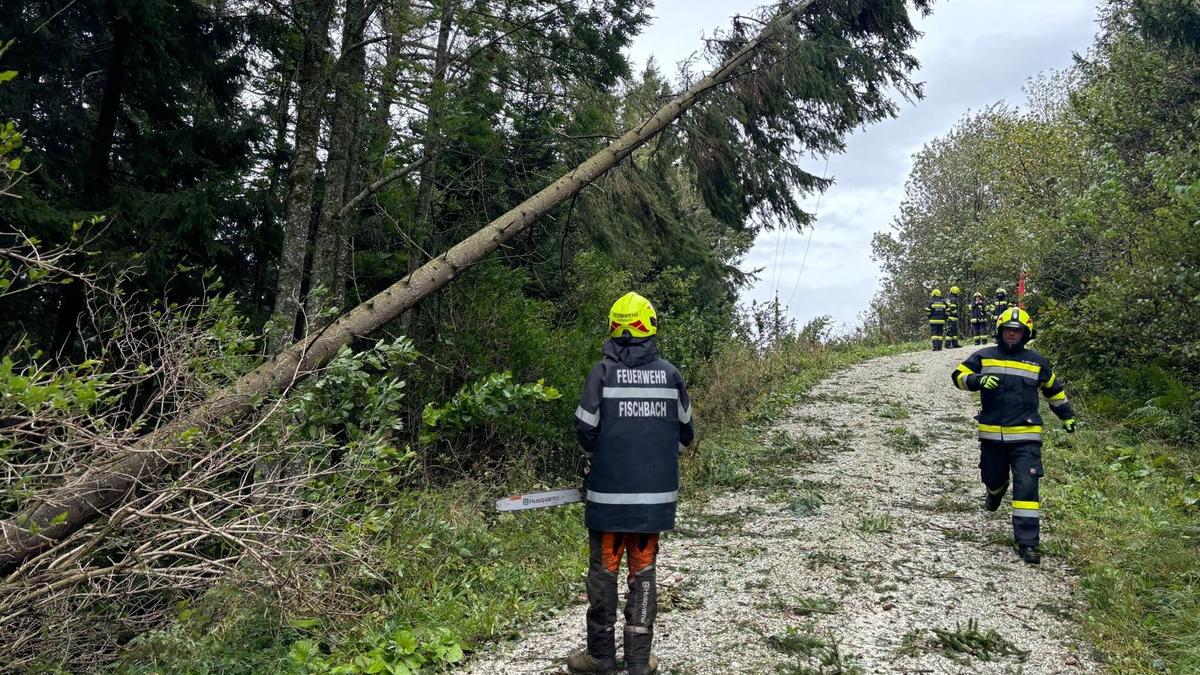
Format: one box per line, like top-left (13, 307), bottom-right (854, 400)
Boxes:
top-left (1012, 500), bottom-right (1040, 518)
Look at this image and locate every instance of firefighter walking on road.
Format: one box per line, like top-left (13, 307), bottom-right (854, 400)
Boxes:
top-left (950, 307), bottom-right (1077, 564)
top-left (970, 292), bottom-right (989, 345)
top-left (946, 285), bottom-right (962, 348)
top-left (570, 292), bottom-right (694, 675)
top-left (927, 288), bottom-right (947, 351)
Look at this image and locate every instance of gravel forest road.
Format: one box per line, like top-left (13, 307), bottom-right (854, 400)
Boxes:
top-left (462, 348), bottom-right (1102, 674)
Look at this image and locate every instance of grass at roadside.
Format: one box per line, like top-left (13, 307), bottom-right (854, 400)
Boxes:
top-left (1043, 419), bottom-right (1200, 673)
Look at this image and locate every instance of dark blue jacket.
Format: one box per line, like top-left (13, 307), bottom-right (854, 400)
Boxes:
top-left (952, 343), bottom-right (1075, 443)
top-left (928, 297), bottom-right (947, 323)
top-left (970, 299), bottom-right (988, 324)
top-left (575, 338), bottom-right (694, 533)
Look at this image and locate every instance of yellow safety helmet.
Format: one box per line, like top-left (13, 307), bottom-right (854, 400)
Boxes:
top-left (973, 291), bottom-right (983, 300)
top-left (950, 285), bottom-right (960, 294)
top-left (996, 287), bottom-right (1007, 297)
top-left (609, 292), bottom-right (658, 338)
top-left (930, 288), bottom-right (942, 297)
top-left (996, 306), bottom-right (1033, 334)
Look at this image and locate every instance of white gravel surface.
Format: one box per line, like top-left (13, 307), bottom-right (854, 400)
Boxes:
top-left (462, 348), bottom-right (1102, 674)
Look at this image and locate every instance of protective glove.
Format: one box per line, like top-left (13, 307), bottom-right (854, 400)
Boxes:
top-left (1063, 418), bottom-right (1076, 433)
top-left (978, 374), bottom-right (1000, 390)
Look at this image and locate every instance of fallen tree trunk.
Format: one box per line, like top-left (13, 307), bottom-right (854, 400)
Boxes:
top-left (0, 0), bottom-right (819, 574)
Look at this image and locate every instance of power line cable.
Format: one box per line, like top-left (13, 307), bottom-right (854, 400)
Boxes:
top-left (786, 155), bottom-right (831, 310)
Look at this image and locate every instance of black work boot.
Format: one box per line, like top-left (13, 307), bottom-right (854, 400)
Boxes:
top-left (1018, 544), bottom-right (1041, 565)
top-left (985, 481), bottom-right (1009, 512)
top-left (625, 654), bottom-right (659, 675)
top-left (566, 651), bottom-right (617, 674)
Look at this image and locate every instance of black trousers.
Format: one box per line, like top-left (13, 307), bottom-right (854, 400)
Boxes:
top-left (971, 321), bottom-right (989, 344)
top-left (946, 317), bottom-right (959, 346)
top-left (929, 322), bottom-right (944, 350)
top-left (979, 440), bottom-right (1044, 546)
top-left (585, 530), bottom-right (658, 664)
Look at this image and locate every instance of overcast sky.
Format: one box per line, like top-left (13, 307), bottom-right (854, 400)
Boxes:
top-left (625, 0), bottom-right (1100, 331)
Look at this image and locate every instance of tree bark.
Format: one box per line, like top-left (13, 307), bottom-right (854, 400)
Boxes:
top-left (411, 0), bottom-right (455, 270)
top-left (267, 70), bottom-right (294, 200)
top-left (368, 0), bottom-right (411, 170)
top-left (0, 0), bottom-right (818, 575)
top-left (255, 69), bottom-right (294, 315)
top-left (56, 8), bottom-right (132, 357)
top-left (307, 0), bottom-right (370, 320)
top-left (404, 0), bottom-right (454, 337)
top-left (267, 0), bottom-right (336, 354)
top-left (338, 55), bottom-right (369, 301)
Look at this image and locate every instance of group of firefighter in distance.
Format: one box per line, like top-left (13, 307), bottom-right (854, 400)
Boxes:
top-left (926, 285), bottom-right (1011, 350)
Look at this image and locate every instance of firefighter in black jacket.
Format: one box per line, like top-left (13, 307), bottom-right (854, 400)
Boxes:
top-left (570, 292), bottom-right (694, 675)
top-left (927, 288), bottom-right (947, 351)
top-left (946, 285), bottom-right (962, 348)
top-left (969, 292), bottom-right (989, 345)
top-left (951, 307), bottom-right (1077, 564)
top-left (989, 287), bottom-right (1010, 320)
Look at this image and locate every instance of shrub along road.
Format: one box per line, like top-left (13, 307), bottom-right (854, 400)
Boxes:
top-left (462, 348), bottom-right (1100, 673)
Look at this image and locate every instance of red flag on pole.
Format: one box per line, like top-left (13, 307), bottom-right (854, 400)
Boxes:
top-left (1017, 270), bottom-right (1026, 308)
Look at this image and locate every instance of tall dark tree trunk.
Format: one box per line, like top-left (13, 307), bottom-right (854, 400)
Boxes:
top-left (339, 62), bottom-right (369, 303)
top-left (268, 0), bottom-right (336, 353)
top-left (268, 71), bottom-right (294, 200)
top-left (368, 0), bottom-right (410, 170)
top-left (403, 0), bottom-right (454, 338)
top-left (253, 70), bottom-right (294, 316)
top-left (411, 0), bottom-right (454, 271)
top-left (307, 0), bottom-right (370, 321)
top-left (83, 11), bottom-right (131, 204)
top-left (55, 8), bottom-right (133, 358)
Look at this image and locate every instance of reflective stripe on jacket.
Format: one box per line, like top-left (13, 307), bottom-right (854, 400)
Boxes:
top-left (951, 345), bottom-right (1074, 443)
top-left (928, 298), bottom-right (947, 324)
top-left (575, 338), bottom-right (694, 533)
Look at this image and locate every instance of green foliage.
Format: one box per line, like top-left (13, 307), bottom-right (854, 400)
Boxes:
top-left (421, 371), bottom-right (561, 444)
top-left (292, 338), bottom-right (419, 441)
top-left (0, 37), bottom-right (26, 198)
top-left (288, 628), bottom-right (465, 674)
top-left (769, 625), bottom-right (827, 656)
top-left (1, 287), bottom-right (262, 523)
top-left (1045, 415), bottom-right (1200, 671)
top-left (769, 622), bottom-right (863, 675)
top-left (0, 0), bottom-right (279, 345)
top-left (0, 354), bottom-right (109, 416)
top-left (125, 477), bottom-right (587, 675)
top-left (854, 514), bottom-right (894, 534)
top-left (0, 353), bottom-right (111, 514)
